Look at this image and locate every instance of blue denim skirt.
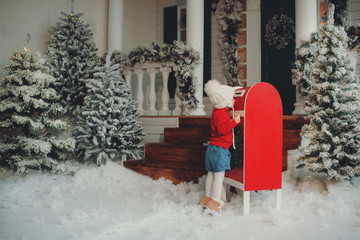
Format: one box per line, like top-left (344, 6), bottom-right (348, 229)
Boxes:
top-left (205, 144), bottom-right (231, 172)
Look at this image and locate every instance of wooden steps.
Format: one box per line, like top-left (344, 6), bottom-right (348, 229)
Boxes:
top-left (281, 116), bottom-right (307, 170)
top-left (124, 116), bottom-right (306, 184)
top-left (124, 117), bottom-right (210, 184)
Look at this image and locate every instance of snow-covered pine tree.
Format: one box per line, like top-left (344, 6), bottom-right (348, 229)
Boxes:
top-left (0, 37), bottom-right (75, 173)
top-left (75, 52), bottom-right (144, 165)
top-left (298, 4), bottom-right (360, 181)
top-left (47, 5), bottom-right (100, 115)
top-left (291, 32), bottom-right (319, 97)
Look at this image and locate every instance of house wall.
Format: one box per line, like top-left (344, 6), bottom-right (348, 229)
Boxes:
top-left (246, 0), bottom-right (262, 87)
top-left (123, 0), bottom-right (157, 52)
top-left (0, 0), bottom-right (157, 74)
top-left (0, 0), bottom-right (108, 76)
top-left (349, 0), bottom-right (360, 77)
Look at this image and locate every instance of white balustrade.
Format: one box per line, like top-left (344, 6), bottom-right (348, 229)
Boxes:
top-left (122, 62), bottom-right (180, 116)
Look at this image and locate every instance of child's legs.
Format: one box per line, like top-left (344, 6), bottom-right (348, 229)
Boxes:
top-left (211, 171), bottom-right (225, 202)
top-left (205, 172), bottom-right (214, 197)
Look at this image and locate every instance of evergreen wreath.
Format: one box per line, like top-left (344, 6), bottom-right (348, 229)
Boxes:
top-left (265, 13), bottom-right (295, 50)
top-left (109, 41), bottom-right (200, 115)
top-left (217, 0), bottom-right (242, 86)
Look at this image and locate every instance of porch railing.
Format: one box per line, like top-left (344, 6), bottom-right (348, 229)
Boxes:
top-left (122, 62), bottom-right (182, 116)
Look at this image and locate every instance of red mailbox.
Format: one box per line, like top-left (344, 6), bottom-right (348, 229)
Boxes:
top-left (224, 82), bottom-right (283, 215)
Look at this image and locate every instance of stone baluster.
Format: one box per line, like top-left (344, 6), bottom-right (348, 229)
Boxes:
top-left (134, 69), bottom-right (145, 115)
top-left (146, 68), bottom-right (158, 115)
top-left (158, 66), bottom-right (172, 115)
top-left (123, 70), bottom-right (133, 87)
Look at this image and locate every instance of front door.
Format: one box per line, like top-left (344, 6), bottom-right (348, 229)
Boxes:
top-left (261, 0), bottom-right (296, 115)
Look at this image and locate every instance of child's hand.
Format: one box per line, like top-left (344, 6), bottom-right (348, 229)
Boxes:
top-left (234, 113), bottom-right (241, 124)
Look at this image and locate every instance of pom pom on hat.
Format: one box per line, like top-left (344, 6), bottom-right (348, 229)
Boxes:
top-left (204, 79), bottom-right (234, 109)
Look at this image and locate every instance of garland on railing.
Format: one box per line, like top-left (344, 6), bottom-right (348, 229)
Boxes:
top-left (264, 13), bottom-right (295, 50)
top-left (109, 41), bottom-right (200, 115)
top-left (217, 0), bottom-right (242, 87)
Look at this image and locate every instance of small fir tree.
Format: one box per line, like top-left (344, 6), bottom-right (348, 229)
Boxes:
top-left (298, 5), bottom-right (360, 181)
top-left (47, 6), bottom-right (100, 115)
top-left (291, 33), bottom-right (319, 97)
top-left (0, 37), bottom-right (75, 173)
top-left (75, 52), bottom-right (144, 165)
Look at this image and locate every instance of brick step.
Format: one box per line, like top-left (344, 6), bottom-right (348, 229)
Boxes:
top-left (178, 116), bottom-right (211, 128)
top-left (283, 129), bottom-right (302, 150)
top-left (144, 143), bottom-right (206, 164)
top-left (283, 115), bottom-right (308, 129)
top-left (123, 159), bottom-right (207, 184)
top-left (164, 127), bottom-right (211, 145)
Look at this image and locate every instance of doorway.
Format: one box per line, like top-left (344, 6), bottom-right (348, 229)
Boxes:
top-left (261, 0), bottom-right (296, 115)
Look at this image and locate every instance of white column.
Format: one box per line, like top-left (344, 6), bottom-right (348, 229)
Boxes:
top-left (187, 0), bottom-right (206, 115)
top-left (146, 68), bottom-right (158, 115)
top-left (108, 0), bottom-right (124, 51)
top-left (292, 0), bottom-right (317, 115)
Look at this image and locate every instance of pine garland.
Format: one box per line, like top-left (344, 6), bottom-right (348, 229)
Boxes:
top-left (110, 41), bottom-right (200, 115)
top-left (217, 0), bottom-right (242, 87)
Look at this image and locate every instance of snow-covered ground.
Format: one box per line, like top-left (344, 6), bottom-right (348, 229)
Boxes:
top-left (0, 160), bottom-right (359, 240)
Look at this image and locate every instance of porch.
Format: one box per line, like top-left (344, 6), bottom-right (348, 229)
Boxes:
top-left (130, 115), bottom-right (306, 184)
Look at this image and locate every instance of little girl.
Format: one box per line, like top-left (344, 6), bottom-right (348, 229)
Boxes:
top-left (199, 79), bottom-right (241, 213)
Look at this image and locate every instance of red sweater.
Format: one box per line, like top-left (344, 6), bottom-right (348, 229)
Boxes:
top-left (209, 108), bottom-right (238, 149)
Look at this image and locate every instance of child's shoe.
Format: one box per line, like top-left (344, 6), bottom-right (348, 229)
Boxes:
top-left (198, 195), bottom-right (211, 208)
top-left (206, 199), bottom-right (222, 213)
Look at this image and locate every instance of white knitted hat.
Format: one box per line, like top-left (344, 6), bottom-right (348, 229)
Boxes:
top-left (204, 79), bottom-right (234, 109)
